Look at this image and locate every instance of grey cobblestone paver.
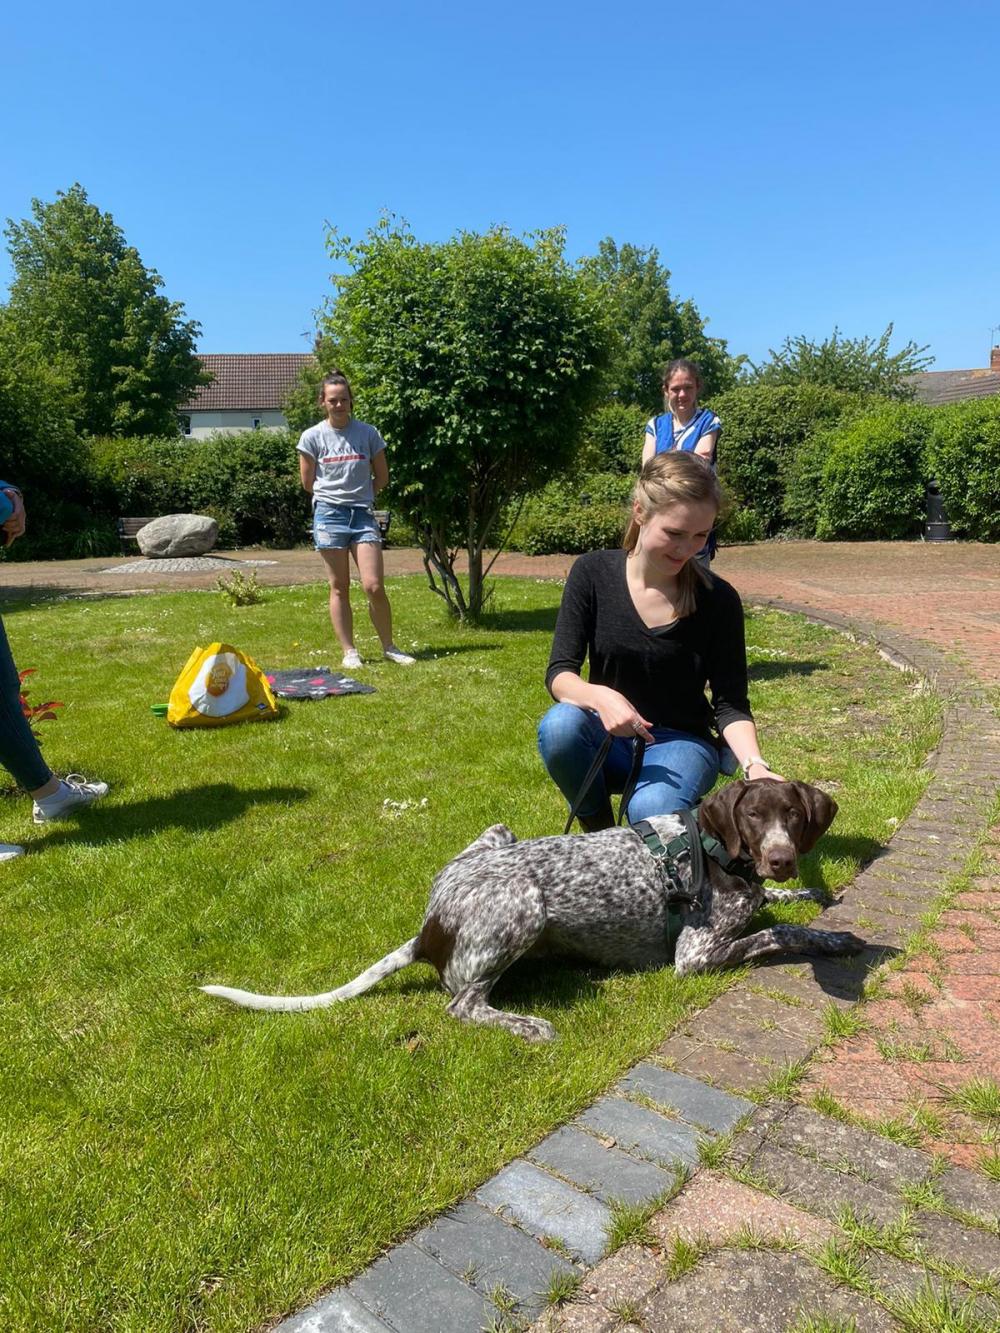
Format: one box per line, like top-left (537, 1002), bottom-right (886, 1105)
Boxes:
top-left (410, 1199), bottom-right (578, 1315)
top-left (857, 1251), bottom-right (1000, 1329)
top-left (640, 1248), bottom-right (896, 1332)
top-left (103, 555), bottom-right (277, 573)
top-left (912, 1209), bottom-right (1000, 1278)
top-left (936, 1165), bottom-right (1000, 1227)
top-left (528, 1125), bottom-right (675, 1205)
top-left (617, 1062), bottom-right (752, 1133)
top-left (773, 1105), bottom-right (934, 1188)
top-left (744, 1141), bottom-right (907, 1227)
top-left (476, 1160), bottom-right (611, 1265)
top-left (575, 1096), bottom-right (702, 1168)
top-left (347, 1243), bottom-right (494, 1333)
top-left (279, 1289), bottom-right (392, 1332)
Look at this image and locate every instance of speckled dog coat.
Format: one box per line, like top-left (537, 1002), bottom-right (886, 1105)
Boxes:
top-left (203, 780), bottom-right (864, 1041)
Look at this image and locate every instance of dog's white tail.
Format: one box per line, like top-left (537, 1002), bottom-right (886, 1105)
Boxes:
top-left (200, 937), bottom-right (421, 1012)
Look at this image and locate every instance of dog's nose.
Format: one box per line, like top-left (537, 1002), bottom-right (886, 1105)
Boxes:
top-left (766, 849), bottom-right (797, 880)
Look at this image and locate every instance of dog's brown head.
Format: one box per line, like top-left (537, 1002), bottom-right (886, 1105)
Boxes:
top-left (698, 780), bottom-right (837, 882)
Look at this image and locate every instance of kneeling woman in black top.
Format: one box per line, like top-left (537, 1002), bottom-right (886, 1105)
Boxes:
top-left (537, 452), bottom-right (781, 831)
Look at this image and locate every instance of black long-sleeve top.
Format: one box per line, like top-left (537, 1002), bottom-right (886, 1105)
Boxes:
top-left (545, 549), bottom-right (753, 741)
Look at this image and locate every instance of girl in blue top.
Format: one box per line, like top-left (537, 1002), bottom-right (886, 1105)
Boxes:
top-left (642, 359), bottom-right (720, 563)
top-left (641, 358), bottom-right (720, 465)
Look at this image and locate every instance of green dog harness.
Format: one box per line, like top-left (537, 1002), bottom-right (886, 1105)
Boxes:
top-left (631, 809), bottom-right (761, 946)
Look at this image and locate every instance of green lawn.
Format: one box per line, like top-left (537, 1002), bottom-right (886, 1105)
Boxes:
top-left (0, 576), bottom-right (940, 1331)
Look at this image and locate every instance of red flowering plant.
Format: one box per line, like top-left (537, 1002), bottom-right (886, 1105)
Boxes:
top-left (18, 669), bottom-right (64, 741)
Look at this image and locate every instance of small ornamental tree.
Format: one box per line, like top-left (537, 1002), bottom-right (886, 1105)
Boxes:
top-left (320, 220), bottom-right (611, 616)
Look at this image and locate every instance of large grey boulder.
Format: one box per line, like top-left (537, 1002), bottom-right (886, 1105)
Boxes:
top-left (137, 514), bottom-right (219, 558)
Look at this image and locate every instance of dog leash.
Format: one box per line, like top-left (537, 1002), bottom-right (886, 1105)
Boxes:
top-left (563, 735), bottom-right (645, 836)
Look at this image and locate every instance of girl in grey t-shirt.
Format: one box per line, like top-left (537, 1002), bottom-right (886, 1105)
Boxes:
top-left (297, 372), bottom-right (415, 669)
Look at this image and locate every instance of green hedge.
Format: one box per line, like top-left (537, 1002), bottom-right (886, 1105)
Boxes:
top-left (574, 402), bottom-right (648, 474)
top-left (815, 401), bottom-right (932, 540)
top-left (515, 471), bottom-right (633, 554)
top-left (926, 397), bottom-right (1000, 540)
top-left (782, 427), bottom-right (837, 537)
top-left (708, 384), bottom-right (863, 534)
top-left (88, 431), bottom-right (309, 549)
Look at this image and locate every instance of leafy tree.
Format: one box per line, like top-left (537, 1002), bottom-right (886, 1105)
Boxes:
top-left (319, 219), bottom-right (611, 617)
top-left (3, 183), bottom-right (208, 436)
top-left (748, 323), bottom-right (932, 399)
top-left (580, 238), bottom-right (741, 409)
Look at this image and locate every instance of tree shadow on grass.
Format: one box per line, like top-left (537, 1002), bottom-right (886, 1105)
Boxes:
top-left (747, 659), bottom-right (826, 682)
top-left (33, 782), bottom-right (310, 850)
top-left (475, 606), bottom-right (560, 635)
top-left (411, 642), bottom-right (505, 661)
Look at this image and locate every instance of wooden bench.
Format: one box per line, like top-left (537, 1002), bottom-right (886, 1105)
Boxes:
top-left (117, 517), bottom-right (157, 554)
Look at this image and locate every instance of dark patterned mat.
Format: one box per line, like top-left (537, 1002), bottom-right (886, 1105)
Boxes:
top-left (264, 668), bottom-right (375, 699)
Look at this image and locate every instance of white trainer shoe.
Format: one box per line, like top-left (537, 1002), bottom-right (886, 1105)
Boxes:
top-left (383, 646), bottom-right (416, 665)
top-left (0, 843), bottom-right (25, 861)
top-left (341, 649), bottom-right (363, 670)
top-left (32, 774), bottom-right (110, 824)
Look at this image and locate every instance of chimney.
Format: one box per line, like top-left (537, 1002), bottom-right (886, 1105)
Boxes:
top-left (992, 346), bottom-right (1000, 372)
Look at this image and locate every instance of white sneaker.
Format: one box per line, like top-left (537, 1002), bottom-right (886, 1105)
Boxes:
top-left (342, 649), bottom-right (363, 670)
top-left (383, 646), bottom-right (416, 665)
top-left (32, 774), bottom-right (109, 824)
top-left (0, 843), bottom-right (25, 861)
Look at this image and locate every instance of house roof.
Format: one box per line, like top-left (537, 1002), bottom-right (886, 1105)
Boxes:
top-left (907, 367), bottom-right (1000, 406)
top-left (180, 353), bottom-right (315, 411)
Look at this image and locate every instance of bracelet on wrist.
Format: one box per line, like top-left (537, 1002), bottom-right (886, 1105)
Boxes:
top-left (743, 756), bottom-right (771, 774)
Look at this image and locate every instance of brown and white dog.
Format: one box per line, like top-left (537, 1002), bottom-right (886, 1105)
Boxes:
top-left (203, 780), bottom-right (863, 1041)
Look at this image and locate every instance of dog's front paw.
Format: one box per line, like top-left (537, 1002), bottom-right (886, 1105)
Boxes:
top-left (824, 930), bottom-right (867, 955)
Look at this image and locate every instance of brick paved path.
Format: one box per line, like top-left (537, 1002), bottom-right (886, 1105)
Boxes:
top-left (4, 539), bottom-right (1000, 689)
top-left (4, 542), bottom-right (1000, 1330)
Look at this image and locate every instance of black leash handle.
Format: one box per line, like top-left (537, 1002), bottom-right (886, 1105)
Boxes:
top-left (563, 734), bottom-right (646, 835)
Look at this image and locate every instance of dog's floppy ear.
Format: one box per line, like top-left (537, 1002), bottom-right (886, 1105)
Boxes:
top-left (698, 781), bottom-right (749, 860)
top-left (791, 782), bottom-right (838, 853)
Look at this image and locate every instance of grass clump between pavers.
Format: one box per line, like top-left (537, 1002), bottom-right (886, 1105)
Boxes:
top-left (0, 583), bottom-right (941, 1331)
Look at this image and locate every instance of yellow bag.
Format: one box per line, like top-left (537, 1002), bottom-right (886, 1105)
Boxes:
top-left (167, 642), bottom-right (278, 728)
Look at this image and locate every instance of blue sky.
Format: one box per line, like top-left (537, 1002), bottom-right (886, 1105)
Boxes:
top-left (3, 0), bottom-right (998, 370)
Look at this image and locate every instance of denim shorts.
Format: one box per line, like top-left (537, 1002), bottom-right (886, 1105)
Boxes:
top-left (313, 502), bottom-right (381, 550)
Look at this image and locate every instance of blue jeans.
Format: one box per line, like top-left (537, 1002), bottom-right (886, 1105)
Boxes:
top-left (0, 615), bottom-right (52, 792)
top-left (312, 502), bottom-right (381, 550)
top-left (537, 702), bottom-right (721, 823)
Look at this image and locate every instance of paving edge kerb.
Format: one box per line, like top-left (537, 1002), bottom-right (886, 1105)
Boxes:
top-left (277, 602), bottom-right (1000, 1333)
